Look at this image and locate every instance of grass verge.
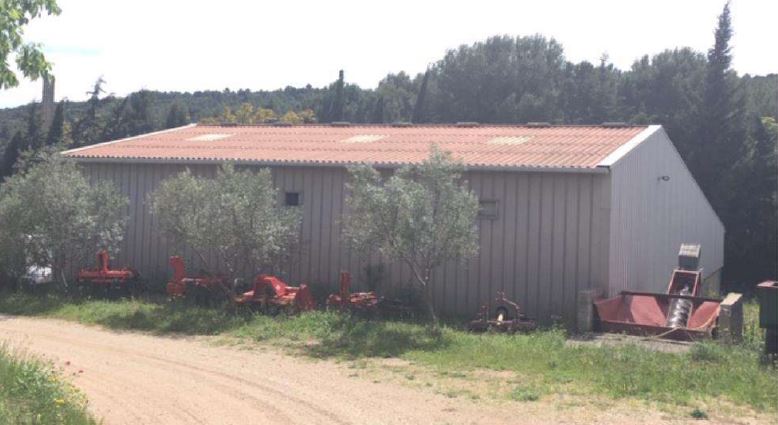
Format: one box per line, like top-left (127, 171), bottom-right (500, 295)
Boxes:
top-left (0, 343), bottom-right (97, 425)
top-left (1, 292), bottom-right (776, 414)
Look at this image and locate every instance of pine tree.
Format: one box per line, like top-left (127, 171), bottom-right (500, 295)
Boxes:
top-left (71, 77), bottom-right (107, 147)
top-left (46, 102), bottom-right (65, 146)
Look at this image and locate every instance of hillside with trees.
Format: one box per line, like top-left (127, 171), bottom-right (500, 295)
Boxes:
top-left (0, 3), bottom-right (775, 291)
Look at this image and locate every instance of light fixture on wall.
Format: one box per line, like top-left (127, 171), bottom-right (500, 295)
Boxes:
top-left (658, 175), bottom-right (671, 182)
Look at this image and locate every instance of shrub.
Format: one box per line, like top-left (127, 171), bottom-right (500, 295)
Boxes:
top-left (0, 152), bottom-right (127, 286)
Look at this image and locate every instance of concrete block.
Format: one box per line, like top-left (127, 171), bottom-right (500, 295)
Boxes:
top-left (718, 292), bottom-right (743, 343)
top-left (577, 289), bottom-right (601, 334)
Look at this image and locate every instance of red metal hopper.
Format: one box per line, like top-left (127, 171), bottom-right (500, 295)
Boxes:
top-left (594, 291), bottom-right (721, 340)
top-left (594, 244), bottom-right (724, 341)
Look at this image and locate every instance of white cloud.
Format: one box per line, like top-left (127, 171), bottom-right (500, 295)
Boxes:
top-left (1, 0), bottom-right (775, 108)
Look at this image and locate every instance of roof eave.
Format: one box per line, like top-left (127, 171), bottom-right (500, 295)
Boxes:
top-left (64, 156), bottom-right (610, 174)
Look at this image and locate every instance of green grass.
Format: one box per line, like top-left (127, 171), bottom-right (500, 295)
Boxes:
top-left (0, 344), bottom-right (98, 425)
top-left (1, 292), bottom-right (777, 413)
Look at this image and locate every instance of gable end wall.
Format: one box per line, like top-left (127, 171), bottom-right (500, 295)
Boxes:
top-left (607, 127), bottom-right (725, 295)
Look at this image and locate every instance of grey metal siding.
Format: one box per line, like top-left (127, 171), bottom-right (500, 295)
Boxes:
top-left (79, 163), bottom-right (609, 324)
top-left (607, 128), bottom-right (725, 295)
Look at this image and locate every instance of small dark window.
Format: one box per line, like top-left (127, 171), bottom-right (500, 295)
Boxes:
top-left (285, 192), bottom-right (301, 207)
top-left (478, 200), bottom-right (499, 220)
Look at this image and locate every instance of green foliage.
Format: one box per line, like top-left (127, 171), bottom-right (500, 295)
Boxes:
top-left (375, 72), bottom-right (416, 123)
top-left (198, 103), bottom-right (318, 125)
top-left (430, 35), bottom-right (567, 123)
top-left (0, 344), bottom-right (97, 425)
top-left (0, 131), bottom-right (22, 179)
top-left (690, 408), bottom-right (709, 420)
top-left (0, 0), bottom-right (61, 89)
top-left (510, 386), bottom-right (540, 402)
top-left (0, 152), bottom-right (127, 283)
top-left (345, 147), bottom-right (479, 322)
top-left (150, 164), bottom-right (301, 279)
top-left (164, 102), bottom-right (189, 128)
top-left (46, 101), bottom-right (65, 146)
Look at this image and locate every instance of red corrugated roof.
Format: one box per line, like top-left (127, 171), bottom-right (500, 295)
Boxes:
top-left (62, 124), bottom-right (649, 170)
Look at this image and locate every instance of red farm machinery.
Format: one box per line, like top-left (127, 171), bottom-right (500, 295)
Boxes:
top-left (166, 256), bottom-right (230, 304)
top-left (234, 274), bottom-right (315, 314)
top-left (76, 250), bottom-right (143, 296)
top-left (325, 271), bottom-right (415, 317)
top-left (166, 256), bottom-right (315, 313)
top-left (468, 291), bottom-right (537, 333)
top-left (326, 271), bottom-right (380, 314)
top-left (594, 244), bottom-right (741, 341)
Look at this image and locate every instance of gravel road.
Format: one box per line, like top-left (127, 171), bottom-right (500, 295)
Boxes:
top-left (0, 315), bottom-right (764, 425)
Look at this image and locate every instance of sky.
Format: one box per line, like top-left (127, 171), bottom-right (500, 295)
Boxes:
top-left (1, 0), bottom-right (776, 108)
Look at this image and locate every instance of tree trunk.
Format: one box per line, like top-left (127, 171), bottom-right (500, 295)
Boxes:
top-left (408, 263), bottom-right (440, 328)
top-left (423, 271), bottom-right (439, 328)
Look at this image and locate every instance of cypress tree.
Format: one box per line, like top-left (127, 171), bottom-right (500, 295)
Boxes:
top-left (333, 70), bottom-right (345, 122)
top-left (693, 1), bottom-right (747, 212)
top-left (1, 132), bottom-right (23, 179)
top-left (46, 102), bottom-right (65, 146)
top-left (412, 70), bottom-right (430, 123)
top-left (371, 96), bottom-right (385, 123)
top-left (25, 103), bottom-right (43, 151)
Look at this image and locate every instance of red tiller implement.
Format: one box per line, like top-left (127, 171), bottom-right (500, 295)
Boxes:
top-left (76, 250), bottom-right (142, 295)
top-left (326, 271), bottom-right (380, 314)
top-left (235, 274), bottom-right (315, 314)
top-left (468, 291), bottom-right (537, 333)
top-left (76, 250), bottom-right (143, 295)
top-left (594, 244), bottom-right (724, 341)
top-left (166, 256), bottom-right (228, 301)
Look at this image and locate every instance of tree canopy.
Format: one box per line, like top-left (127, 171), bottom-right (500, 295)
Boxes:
top-left (0, 151), bottom-right (127, 285)
top-left (150, 164), bottom-right (302, 283)
top-left (0, 0), bottom-right (61, 89)
top-left (345, 147), bottom-right (480, 323)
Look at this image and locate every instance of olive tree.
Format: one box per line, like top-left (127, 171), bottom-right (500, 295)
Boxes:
top-left (0, 152), bottom-right (127, 286)
top-left (344, 147), bottom-right (480, 324)
top-left (150, 164), bottom-right (301, 284)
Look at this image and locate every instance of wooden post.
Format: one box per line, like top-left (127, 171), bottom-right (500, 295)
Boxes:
top-left (718, 293), bottom-right (743, 343)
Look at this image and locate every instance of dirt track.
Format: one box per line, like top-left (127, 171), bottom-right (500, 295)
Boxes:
top-left (0, 315), bottom-right (765, 425)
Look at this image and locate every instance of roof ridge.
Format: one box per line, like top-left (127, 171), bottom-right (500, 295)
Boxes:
top-left (196, 123), bottom-right (648, 129)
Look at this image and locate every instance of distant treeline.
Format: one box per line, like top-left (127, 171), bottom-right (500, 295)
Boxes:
top-left (0, 4), bottom-right (775, 290)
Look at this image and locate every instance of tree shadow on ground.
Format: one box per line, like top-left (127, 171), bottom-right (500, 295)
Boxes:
top-left (303, 315), bottom-right (451, 359)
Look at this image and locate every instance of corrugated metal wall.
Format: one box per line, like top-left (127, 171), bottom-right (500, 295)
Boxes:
top-left (80, 162), bottom-right (611, 324)
top-left (607, 128), bottom-right (725, 295)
